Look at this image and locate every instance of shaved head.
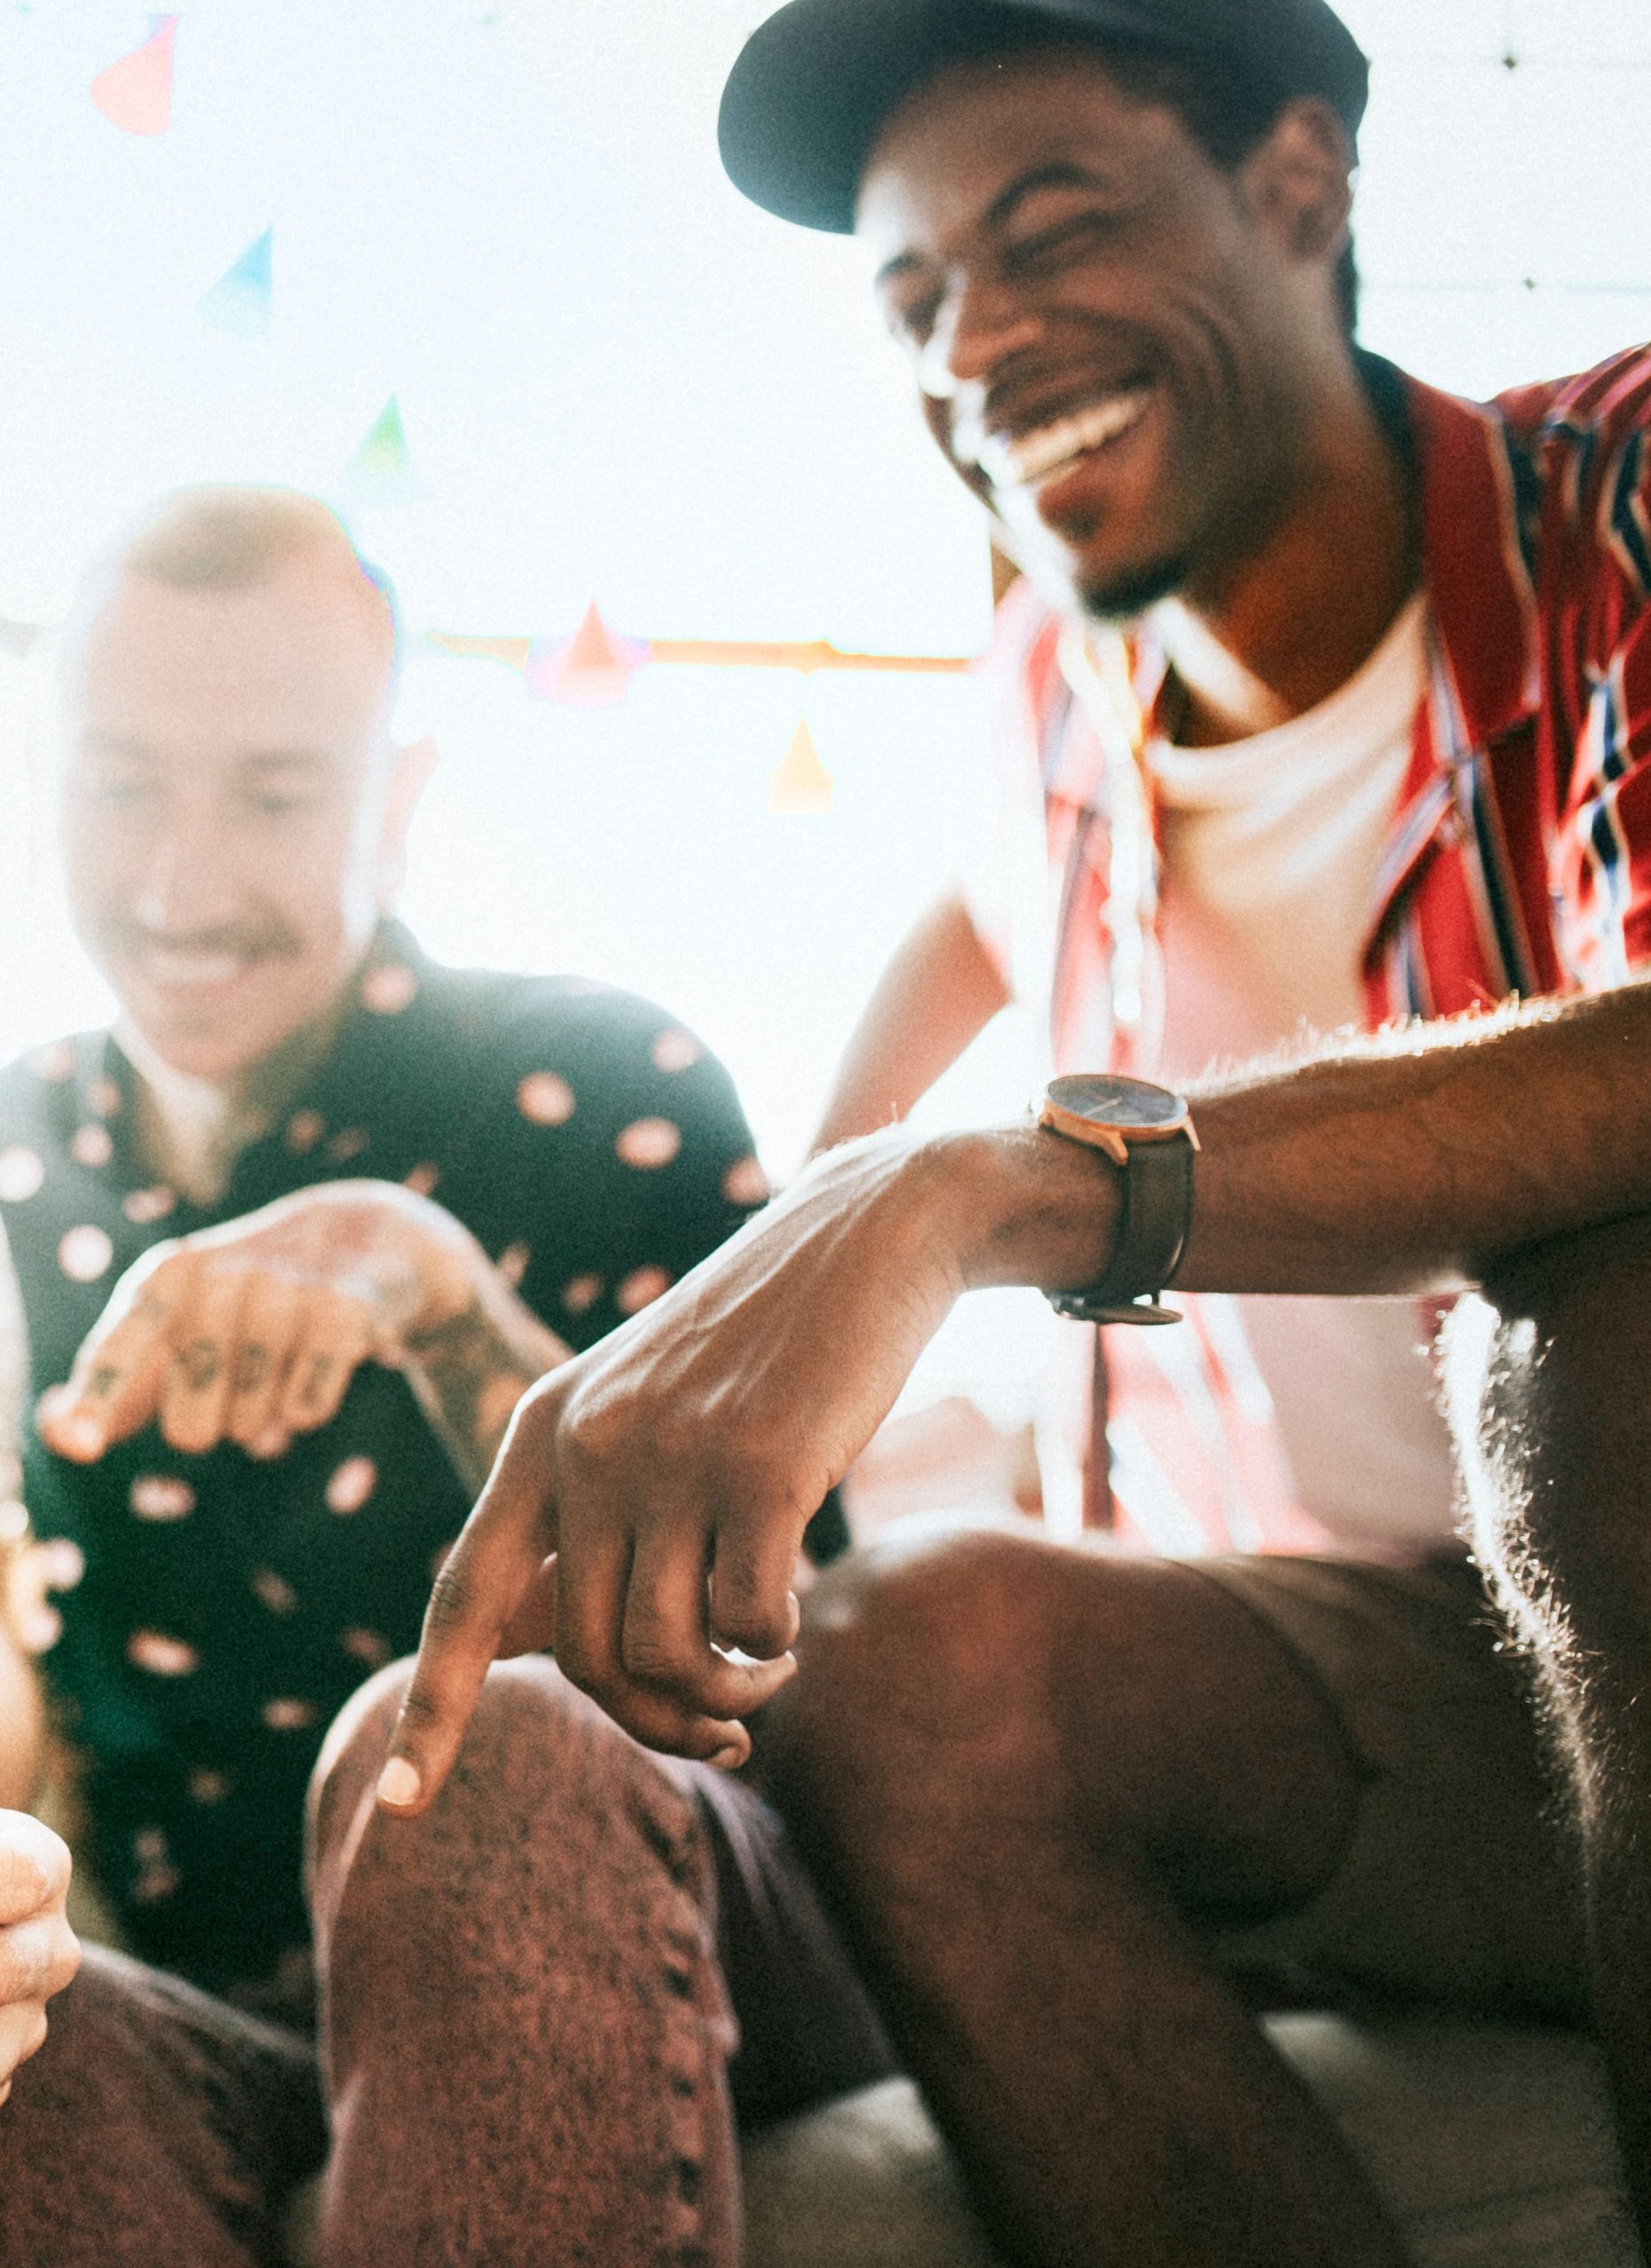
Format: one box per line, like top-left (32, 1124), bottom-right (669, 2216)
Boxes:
top-left (64, 485), bottom-right (399, 701)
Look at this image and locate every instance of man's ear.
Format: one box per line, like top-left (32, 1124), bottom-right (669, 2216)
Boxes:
top-left (1237, 97), bottom-right (1355, 273)
top-left (375, 734), bottom-right (438, 907)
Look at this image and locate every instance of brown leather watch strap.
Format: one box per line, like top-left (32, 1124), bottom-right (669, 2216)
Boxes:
top-left (1048, 1129), bottom-right (1195, 1326)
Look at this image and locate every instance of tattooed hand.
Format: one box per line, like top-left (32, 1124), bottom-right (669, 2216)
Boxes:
top-left (36, 1182), bottom-right (571, 1477)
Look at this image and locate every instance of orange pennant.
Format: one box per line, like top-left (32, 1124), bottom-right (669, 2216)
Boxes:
top-left (768, 717), bottom-right (834, 814)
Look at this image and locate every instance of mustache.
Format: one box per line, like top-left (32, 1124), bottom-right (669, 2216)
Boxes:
top-left (98, 920), bottom-right (302, 963)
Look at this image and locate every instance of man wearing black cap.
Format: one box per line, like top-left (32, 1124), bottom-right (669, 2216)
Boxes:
top-left (381, 6), bottom-right (1651, 2264)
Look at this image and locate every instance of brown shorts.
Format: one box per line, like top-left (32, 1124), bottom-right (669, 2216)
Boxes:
top-left (1186, 1552), bottom-right (1589, 2026)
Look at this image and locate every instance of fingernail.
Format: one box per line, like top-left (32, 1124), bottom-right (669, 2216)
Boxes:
top-left (59, 1416), bottom-right (103, 1459)
top-left (377, 1756), bottom-right (421, 1809)
top-left (708, 1745), bottom-right (745, 1772)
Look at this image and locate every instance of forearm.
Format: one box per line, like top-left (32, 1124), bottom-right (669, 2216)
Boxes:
top-left (1181, 984), bottom-right (1651, 1294)
top-left (945, 983), bottom-right (1651, 1307)
top-left (811, 894), bottom-right (1010, 1155)
top-left (401, 1273), bottom-right (572, 1497)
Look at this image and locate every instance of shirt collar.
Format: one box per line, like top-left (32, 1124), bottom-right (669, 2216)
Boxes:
top-left (99, 920), bottom-right (432, 1217)
top-left (1398, 361), bottom-right (1540, 757)
top-left (1125, 353), bottom-right (1541, 764)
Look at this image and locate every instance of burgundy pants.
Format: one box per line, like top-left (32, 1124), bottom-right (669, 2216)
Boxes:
top-left (0, 1658), bottom-right (894, 2267)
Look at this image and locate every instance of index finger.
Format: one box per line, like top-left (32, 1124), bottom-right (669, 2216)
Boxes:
top-left (40, 1273), bottom-right (183, 1459)
top-left (376, 1421), bottom-right (559, 1816)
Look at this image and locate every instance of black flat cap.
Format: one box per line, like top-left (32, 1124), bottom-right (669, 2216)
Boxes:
top-left (720, 0), bottom-right (1369, 230)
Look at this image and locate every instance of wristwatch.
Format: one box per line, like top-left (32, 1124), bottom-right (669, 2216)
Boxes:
top-left (1037, 1073), bottom-right (1197, 1326)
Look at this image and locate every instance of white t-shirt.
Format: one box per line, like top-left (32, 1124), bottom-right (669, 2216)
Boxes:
top-left (1141, 593), bottom-right (1460, 1558)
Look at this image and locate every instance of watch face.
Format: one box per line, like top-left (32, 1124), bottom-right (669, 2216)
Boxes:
top-left (1045, 1074), bottom-right (1188, 1135)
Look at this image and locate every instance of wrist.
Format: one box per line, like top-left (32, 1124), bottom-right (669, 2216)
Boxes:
top-left (926, 1123), bottom-right (1122, 1297)
top-left (358, 1189), bottom-right (487, 1343)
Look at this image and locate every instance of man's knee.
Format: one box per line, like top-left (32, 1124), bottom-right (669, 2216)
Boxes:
top-left (309, 1654), bottom-right (700, 1898)
top-left (1458, 1213), bottom-right (1651, 1482)
top-left (790, 1518), bottom-right (1063, 1715)
top-left (768, 1518), bottom-right (1128, 1833)
top-left (1479, 1210), bottom-right (1651, 1349)
top-left (1449, 1214), bottom-right (1651, 1645)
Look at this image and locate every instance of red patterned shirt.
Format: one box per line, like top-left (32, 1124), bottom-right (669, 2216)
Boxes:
top-left (992, 346), bottom-right (1651, 1554)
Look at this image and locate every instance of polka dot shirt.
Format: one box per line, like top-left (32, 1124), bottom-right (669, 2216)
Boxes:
top-left (0, 926), bottom-right (826, 2002)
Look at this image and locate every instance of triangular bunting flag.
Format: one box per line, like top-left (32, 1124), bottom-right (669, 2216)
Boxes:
top-left (199, 227), bottom-right (273, 342)
top-left (525, 602), bottom-right (646, 706)
top-left (768, 717), bottom-right (834, 814)
top-left (344, 396), bottom-right (426, 508)
top-left (91, 15), bottom-right (177, 136)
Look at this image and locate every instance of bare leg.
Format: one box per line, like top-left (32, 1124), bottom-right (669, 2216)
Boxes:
top-left (1459, 1212), bottom-right (1651, 2249)
top-left (0, 1942), bottom-right (323, 2268)
top-left (308, 1654), bottom-right (742, 2268)
top-left (760, 1523), bottom-right (1413, 2268)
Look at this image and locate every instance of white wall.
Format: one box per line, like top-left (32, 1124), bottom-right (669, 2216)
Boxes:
top-left (0, 0), bottom-right (1646, 1430)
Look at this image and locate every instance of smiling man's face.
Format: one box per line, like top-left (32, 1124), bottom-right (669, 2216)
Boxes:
top-left (60, 560), bottom-right (408, 1086)
top-left (858, 48), bottom-right (1330, 622)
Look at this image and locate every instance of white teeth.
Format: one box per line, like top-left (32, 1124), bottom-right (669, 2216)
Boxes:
top-left (978, 388), bottom-right (1153, 488)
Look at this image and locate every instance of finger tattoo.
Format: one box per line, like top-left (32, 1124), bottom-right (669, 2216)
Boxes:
top-left (235, 1345), bottom-right (269, 1393)
top-left (176, 1339), bottom-right (220, 1393)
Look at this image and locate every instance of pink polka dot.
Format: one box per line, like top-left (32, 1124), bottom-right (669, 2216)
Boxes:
top-left (38, 1538), bottom-right (83, 1592)
top-left (133, 1863), bottom-right (181, 1903)
top-left (341, 1627), bottom-right (393, 1668)
top-left (362, 962), bottom-right (418, 1014)
top-left (326, 1456), bottom-right (378, 1515)
top-left (327, 1127), bottom-right (370, 1163)
top-left (0, 1146), bottom-right (44, 1203)
top-left (251, 1569), bottom-right (298, 1615)
top-left (285, 1110), bottom-right (325, 1155)
top-left (616, 1117), bottom-right (681, 1170)
top-left (262, 1697), bottom-right (317, 1732)
top-left (652, 1028), bottom-right (703, 1074)
top-left (561, 1273), bottom-right (604, 1315)
top-left (128, 1630), bottom-right (199, 1677)
top-left (31, 1042), bottom-right (74, 1084)
top-left (70, 1122), bottom-right (113, 1169)
top-left (404, 1161), bottom-right (440, 1198)
top-left (89, 1076), bottom-right (121, 1119)
top-left (130, 1475), bottom-right (195, 1522)
top-left (616, 1264), bottom-right (673, 1316)
top-left (188, 1768), bottom-right (230, 1806)
top-left (518, 1071), bottom-right (575, 1127)
top-left (722, 1155), bottom-right (771, 1208)
top-left (496, 1241), bottom-right (530, 1289)
top-left (123, 1184), bottom-right (176, 1225)
top-left (58, 1224), bottom-right (113, 1283)
top-left (134, 1828), bottom-right (167, 1863)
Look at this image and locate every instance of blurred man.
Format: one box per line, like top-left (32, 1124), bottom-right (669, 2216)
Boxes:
top-left (0, 487), bottom-right (890, 2264)
top-left (2, 483), bottom-right (771, 2010)
top-left (376, 4), bottom-right (1651, 2264)
top-left (0, 1271), bottom-right (79, 2122)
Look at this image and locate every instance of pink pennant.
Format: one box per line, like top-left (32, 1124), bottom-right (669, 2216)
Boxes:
top-left (91, 16), bottom-right (178, 137)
